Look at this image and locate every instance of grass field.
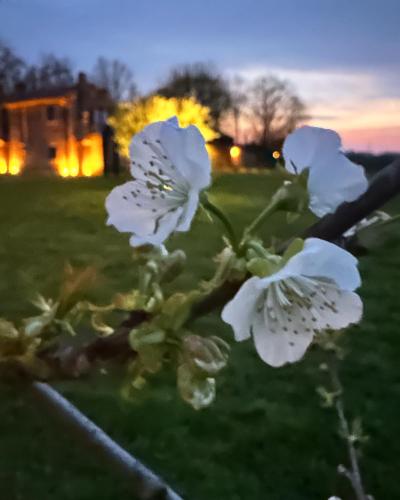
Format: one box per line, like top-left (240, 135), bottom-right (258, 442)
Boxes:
top-left (1, 173), bottom-right (400, 500)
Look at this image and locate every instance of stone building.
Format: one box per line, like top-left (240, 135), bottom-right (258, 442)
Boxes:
top-left (0, 73), bottom-right (115, 177)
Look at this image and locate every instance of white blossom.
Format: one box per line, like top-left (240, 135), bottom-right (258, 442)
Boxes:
top-left (283, 126), bottom-right (368, 217)
top-left (106, 117), bottom-right (211, 247)
top-left (222, 238), bottom-right (363, 367)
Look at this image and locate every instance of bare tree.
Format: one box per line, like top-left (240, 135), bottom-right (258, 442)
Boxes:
top-left (92, 57), bottom-right (137, 102)
top-left (228, 75), bottom-right (248, 143)
top-left (23, 54), bottom-right (74, 91)
top-left (247, 75), bottom-right (306, 147)
top-left (156, 63), bottom-right (232, 127)
top-left (0, 40), bottom-right (25, 94)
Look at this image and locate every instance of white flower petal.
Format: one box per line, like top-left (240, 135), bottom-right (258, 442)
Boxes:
top-left (129, 128), bottom-right (184, 185)
top-left (107, 117), bottom-right (210, 247)
top-left (176, 189), bottom-right (199, 232)
top-left (160, 121), bottom-right (211, 190)
top-left (252, 305), bottom-right (314, 367)
top-left (252, 277), bottom-right (362, 367)
top-left (283, 126), bottom-right (368, 217)
top-left (308, 153), bottom-right (369, 217)
top-left (281, 238), bottom-right (361, 291)
top-left (221, 277), bottom-right (262, 341)
top-left (106, 181), bottom-right (183, 247)
top-left (129, 207), bottom-right (183, 247)
top-left (106, 182), bottom-right (156, 234)
top-left (222, 238), bottom-right (363, 367)
top-left (283, 126), bottom-right (341, 174)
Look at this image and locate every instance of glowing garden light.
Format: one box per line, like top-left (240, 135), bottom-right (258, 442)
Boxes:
top-left (272, 150), bottom-right (281, 160)
top-left (230, 145), bottom-right (241, 160)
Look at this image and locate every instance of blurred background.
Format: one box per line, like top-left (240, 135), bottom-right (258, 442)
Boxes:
top-left (0, 0), bottom-right (399, 177)
top-left (0, 1), bottom-right (399, 499)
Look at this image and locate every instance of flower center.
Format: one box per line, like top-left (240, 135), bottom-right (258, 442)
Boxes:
top-left (257, 276), bottom-right (342, 337)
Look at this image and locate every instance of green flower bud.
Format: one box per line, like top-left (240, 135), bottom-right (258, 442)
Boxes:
top-left (129, 328), bottom-right (166, 350)
top-left (182, 335), bottom-right (230, 376)
top-left (145, 260), bottom-right (159, 275)
top-left (158, 291), bottom-right (200, 331)
top-left (177, 363), bottom-right (216, 410)
top-left (270, 177), bottom-right (309, 214)
top-left (138, 345), bottom-right (165, 373)
top-left (316, 385), bottom-right (338, 408)
top-left (281, 238), bottom-right (305, 264)
top-left (246, 257), bottom-right (274, 278)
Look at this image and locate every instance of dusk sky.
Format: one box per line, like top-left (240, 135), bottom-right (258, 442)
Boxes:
top-left (1, 0), bottom-right (399, 152)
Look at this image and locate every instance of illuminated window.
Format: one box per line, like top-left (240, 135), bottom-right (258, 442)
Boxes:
top-left (47, 106), bottom-right (56, 121)
top-left (48, 146), bottom-right (57, 160)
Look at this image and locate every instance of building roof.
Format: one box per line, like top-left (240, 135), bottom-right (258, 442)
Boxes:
top-left (1, 72), bottom-right (110, 106)
top-left (3, 85), bottom-right (76, 104)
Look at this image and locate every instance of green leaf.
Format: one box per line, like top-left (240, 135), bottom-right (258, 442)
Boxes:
top-left (22, 302), bottom-right (59, 338)
top-left (31, 295), bottom-right (55, 313)
top-left (0, 319), bottom-right (19, 340)
top-left (58, 264), bottom-right (98, 316)
top-left (91, 312), bottom-right (114, 337)
top-left (140, 346), bottom-right (165, 373)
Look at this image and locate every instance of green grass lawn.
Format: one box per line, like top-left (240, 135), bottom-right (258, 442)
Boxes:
top-left (1, 173), bottom-right (400, 500)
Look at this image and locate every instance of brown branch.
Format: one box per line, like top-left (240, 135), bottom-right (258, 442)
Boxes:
top-left (84, 310), bottom-right (150, 362)
top-left (39, 157), bottom-right (400, 374)
top-left (304, 157), bottom-right (400, 241)
top-left (35, 311), bottom-right (148, 379)
top-left (191, 157), bottom-right (400, 318)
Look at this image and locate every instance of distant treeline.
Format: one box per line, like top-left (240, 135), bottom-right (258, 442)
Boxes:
top-left (348, 152), bottom-right (399, 175)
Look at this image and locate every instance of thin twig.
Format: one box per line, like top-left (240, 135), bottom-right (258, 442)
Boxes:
top-left (31, 382), bottom-right (184, 500)
top-left (327, 359), bottom-right (369, 500)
